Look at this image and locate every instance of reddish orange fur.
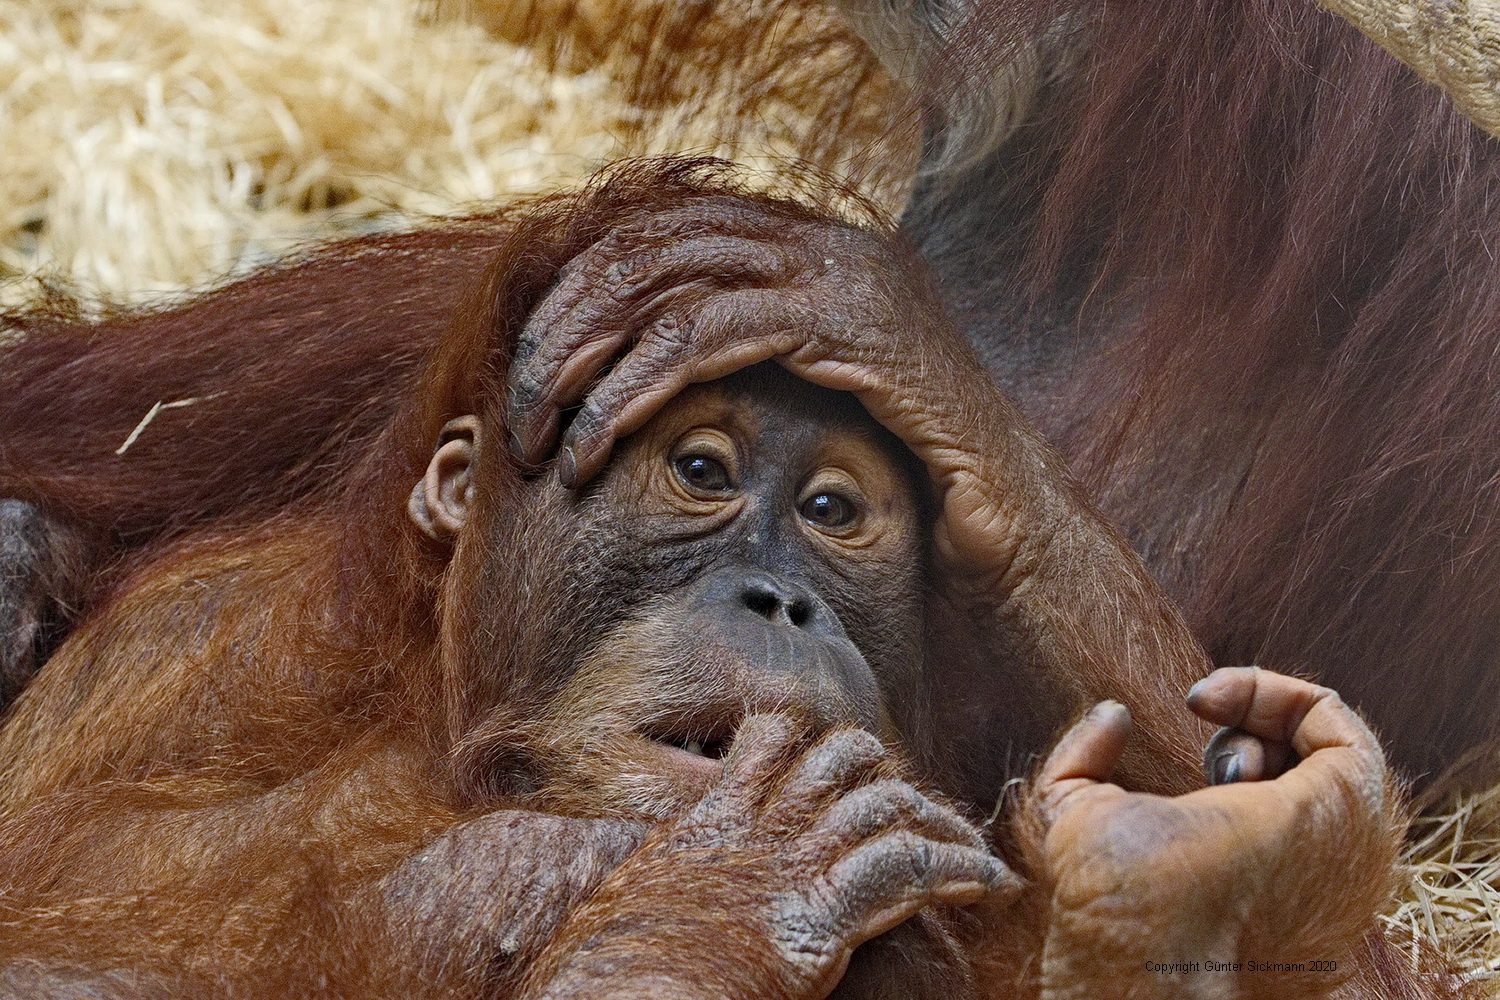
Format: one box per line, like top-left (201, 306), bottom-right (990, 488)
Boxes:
top-left (0, 163), bottom-right (1000, 998)
top-left (2, 0), bottom-right (1496, 985)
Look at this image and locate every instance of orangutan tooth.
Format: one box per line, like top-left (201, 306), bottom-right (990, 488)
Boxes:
top-left (685, 740), bottom-right (705, 756)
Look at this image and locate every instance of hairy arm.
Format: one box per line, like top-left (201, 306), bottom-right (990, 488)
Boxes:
top-left (498, 200), bottom-right (1432, 999)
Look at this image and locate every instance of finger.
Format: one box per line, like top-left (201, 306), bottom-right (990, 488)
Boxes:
top-left (1190, 668), bottom-right (1387, 819)
top-left (508, 236), bottom-right (787, 464)
top-left (551, 311), bottom-right (705, 488)
top-left (719, 713), bottom-right (805, 787)
top-left (1036, 701), bottom-right (1132, 821)
top-left (508, 258), bottom-right (641, 462)
top-left (780, 728), bottom-right (889, 801)
top-left (509, 218), bottom-right (772, 391)
top-left (827, 834), bottom-right (1020, 944)
top-left (1039, 701), bottom-right (1132, 786)
top-left (508, 330), bottom-right (628, 468)
top-left (1202, 726), bottom-right (1292, 784)
top-left (558, 289), bottom-right (809, 485)
top-left (810, 780), bottom-right (986, 850)
top-left (1186, 667), bottom-right (1380, 759)
top-left (681, 714), bottom-right (808, 830)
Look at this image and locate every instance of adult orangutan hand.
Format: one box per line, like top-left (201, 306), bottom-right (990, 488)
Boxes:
top-left (1033, 667), bottom-right (1398, 1000)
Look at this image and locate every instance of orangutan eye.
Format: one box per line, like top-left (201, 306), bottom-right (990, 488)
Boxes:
top-left (800, 492), bottom-right (858, 529)
top-left (675, 454), bottom-right (733, 494)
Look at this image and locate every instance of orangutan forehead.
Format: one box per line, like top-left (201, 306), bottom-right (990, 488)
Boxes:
top-left (666, 365), bottom-right (883, 438)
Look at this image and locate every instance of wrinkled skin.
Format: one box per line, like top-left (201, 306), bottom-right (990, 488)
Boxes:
top-left (516, 716), bottom-right (1018, 1000)
top-left (0, 370), bottom-right (1015, 1000)
top-left (504, 197), bottom-right (1215, 796)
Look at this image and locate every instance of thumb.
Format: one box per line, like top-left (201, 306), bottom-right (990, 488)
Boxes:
top-left (1037, 701), bottom-right (1133, 823)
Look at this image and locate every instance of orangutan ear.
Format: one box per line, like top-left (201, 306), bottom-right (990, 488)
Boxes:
top-left (408, 415), bottom-right (482, 541)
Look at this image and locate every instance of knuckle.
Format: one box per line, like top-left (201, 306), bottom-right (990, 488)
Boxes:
top-left (858, 831), bottom-right (927, 880)
top-left (819, 781), bottom-right (917, 838)
top-left (821, 727), bottom-right (886, 761)
top-left (1309, 684), bottom-right (1341, 705)
top-left (511, 329), bottom-right (540, 365)
top-left (909, 834), bottom-right (938, 873)
top-left (768, 894), bottom-right (844, 975)
top-left (563, 246), bottom-right (650, 306)
top-left (748, 711), bottom-right (798, 740)
top-left (605, 256), bottom-right (637, 283)
top-left (790, 730), bottom-right (887, 790)
top-left (604, 282), bottom-right (638, 311)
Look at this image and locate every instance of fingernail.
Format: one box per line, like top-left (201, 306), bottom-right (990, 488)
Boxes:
top-left (1087, 699), bottom-right (1125, 720)
top-left (1211, 751), bottom-right (1241, 785)
top-left (558, 445), bottom-right (577, 488)
top-left (936, 880), bottom-right (987, 904)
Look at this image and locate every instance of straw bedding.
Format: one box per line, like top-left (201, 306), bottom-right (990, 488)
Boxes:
top-left (0, 0), bottom-right (909, 302)
top-left (2, 0), bottom-right (1498, 988)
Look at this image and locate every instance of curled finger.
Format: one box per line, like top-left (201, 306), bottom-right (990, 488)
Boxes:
top-left (810, 780), bottom-right (986, 850)
top-left (508, 233), bottom-right (792, 465)
top-left (824, 833), bottom-right (1019, 943)
top-left (1202, 725), bottom-right (1292, 785)
top-left (780, 728), bottom-right (890, 804)
top-left (1186, 667), bottom-right (1380, 760)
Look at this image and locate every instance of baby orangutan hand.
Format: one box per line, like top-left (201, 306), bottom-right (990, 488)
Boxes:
top-left (1033, 667), bottom-right (1399, 1000)
top-left (517, 715), bottom-right (1019, 1000)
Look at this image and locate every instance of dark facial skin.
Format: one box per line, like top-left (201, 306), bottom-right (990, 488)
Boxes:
top-left (423, 364), bottom-right (929, 819)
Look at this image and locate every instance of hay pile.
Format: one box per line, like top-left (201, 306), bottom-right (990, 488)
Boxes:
top-left (0, 0), bottom-right (909, 303)
top-left (3, 0), bottom-right (1499, 988)
top-left (1397, 788), bottom-right (1500, 987)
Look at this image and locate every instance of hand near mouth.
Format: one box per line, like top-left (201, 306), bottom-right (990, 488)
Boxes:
top-left (517, 714), bottom-right (1018, 1000)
